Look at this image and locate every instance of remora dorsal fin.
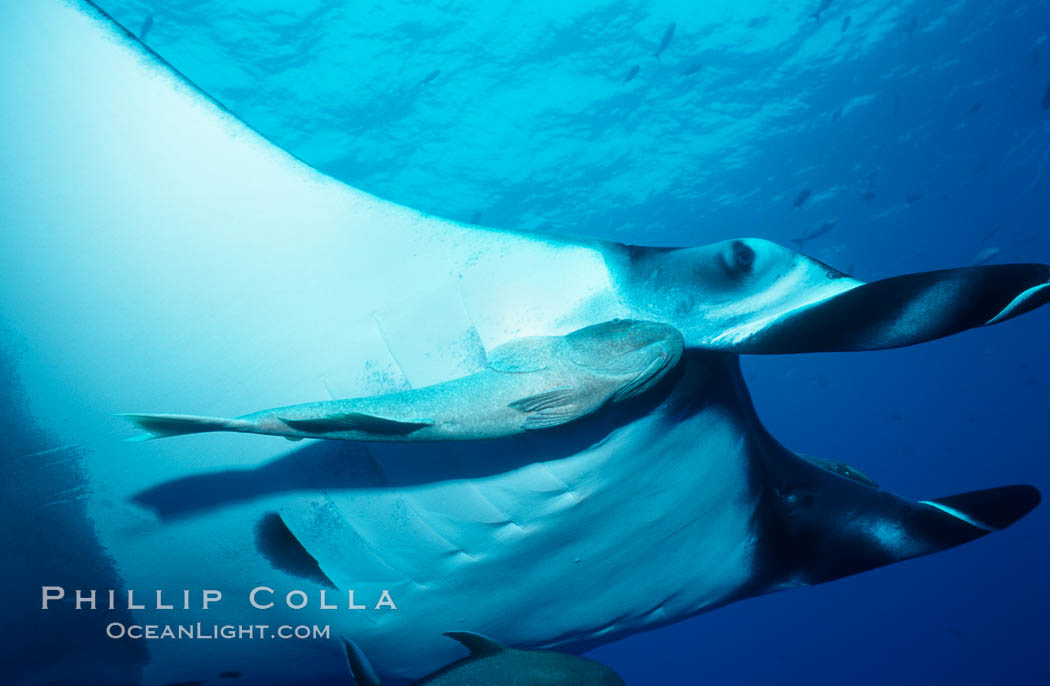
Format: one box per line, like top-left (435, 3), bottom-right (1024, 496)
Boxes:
top-left (442, 631), bottom-right (506, 657)
top-left (487, 337), bottom-right (555, 373)
top-left (280, 413), bottom-right (432, 435)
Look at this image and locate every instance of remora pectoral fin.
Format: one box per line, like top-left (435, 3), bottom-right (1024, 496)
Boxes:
top-left (610, 346), bottom-right (682, 403)
top-left (508, 387), bottom-right (579, 430)
top-left (280, 413), bottom-right (433, 436)
top-left (742, 263), bottom-right (1050, 353)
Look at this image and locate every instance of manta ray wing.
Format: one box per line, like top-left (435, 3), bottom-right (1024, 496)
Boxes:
top-left (0, 2), bottom-right (624, 683)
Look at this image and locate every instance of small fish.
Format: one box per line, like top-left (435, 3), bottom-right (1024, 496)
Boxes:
top-left (970, 246), bottom-right (1001, 266)
top-left (792, 188), bottom-right (812, 209)
top-left (859, 190), bottom-right (877, 201)
top-left (421, 69), bottom-right (441, 85)
top-left (809, 458), bottom-right (879, 488)
top-left (1033, 47), bottom-right (1040, 69)
top-left (830, 107), bottom-right (842, 121)
top-left (905, 191), bottom-right (924, 204)
top-left (841, 15), bottom-right (851, 32)
top-left (681, 62), bottom-right (703, 76)
top-left (623, 64), bottom-right (640, 83)
top-left (653, 22), bottom-right (676, 59)
top-left (972, 159), bottom-right (989, 174)
top-left (792, 217), bottom-right (839, 250)
top-left (967, 100), bottom-right (982, 115)
top-left (139, 14), bottom-right (154, 41)
top-left (977, 223), bottom-right (1004, 246)
top-left (469, 210), bottom-right (482, 225)
top-left (343, 633), bottom-right (627, 686)
top-left (904, 16), bottom-right (918, 37)
top-left (809, 0), bottom-right (833, 24)
top-left (892, 93), bottom-right (902, 113)
top-left (1042, 79), bottom-right (1050, 110)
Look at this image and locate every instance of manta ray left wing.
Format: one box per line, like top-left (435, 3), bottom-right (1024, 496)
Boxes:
top-left (741, 263), bottom-right (1050, 353)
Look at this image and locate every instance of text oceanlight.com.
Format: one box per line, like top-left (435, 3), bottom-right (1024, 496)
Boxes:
top-left (105, 623), bottom-right (331, 640)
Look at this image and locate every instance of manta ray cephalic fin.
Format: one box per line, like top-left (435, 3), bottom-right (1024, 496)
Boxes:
top-left (279, 413), bottom-right (433, 436)
top-left (341, 638), bottom-right (383, 686)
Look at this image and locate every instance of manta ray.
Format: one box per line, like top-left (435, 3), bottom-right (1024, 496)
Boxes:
top-left (1, 2), bottom-right (1048, 685)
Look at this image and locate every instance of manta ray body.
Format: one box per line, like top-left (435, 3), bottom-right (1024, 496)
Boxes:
top-left (0, 3), bottom-right (1047, 685)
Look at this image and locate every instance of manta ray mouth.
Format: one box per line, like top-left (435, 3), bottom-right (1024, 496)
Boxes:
top-left (739, 263), bottom-right (1050, 353)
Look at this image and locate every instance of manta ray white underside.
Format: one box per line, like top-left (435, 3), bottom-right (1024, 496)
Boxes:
top-left (1, 3), bottom-right (1047, 685)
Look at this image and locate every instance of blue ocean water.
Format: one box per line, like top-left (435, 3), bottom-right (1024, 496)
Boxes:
top-left (66, 0), bottom-right (1050, 683)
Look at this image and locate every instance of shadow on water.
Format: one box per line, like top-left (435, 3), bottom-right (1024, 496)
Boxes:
top-left (0, 336), bottom-right (148, 682)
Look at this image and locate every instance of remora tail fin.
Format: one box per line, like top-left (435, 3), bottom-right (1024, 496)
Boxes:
top-left (117, 413), bottom-right (239, 440)
top-left (279, 413), bottom-right (432, 435)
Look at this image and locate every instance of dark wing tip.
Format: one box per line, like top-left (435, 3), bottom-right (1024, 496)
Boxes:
top-left (927, 485), bottom-right (1041, 531)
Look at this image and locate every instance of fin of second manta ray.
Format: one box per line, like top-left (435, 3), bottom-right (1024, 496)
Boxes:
top-left (342, 638), bottom-right (383, 686)
top-left (443, 631), bottom-right (507, 657)
top-left (279, 413), bottom-right (433, 436)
